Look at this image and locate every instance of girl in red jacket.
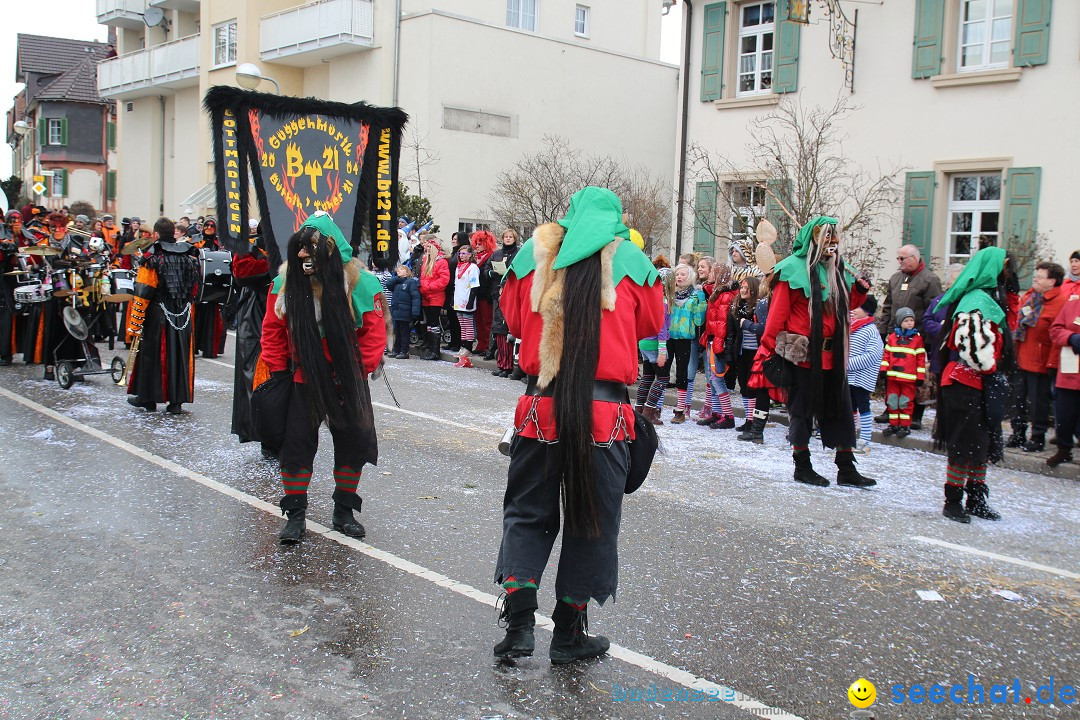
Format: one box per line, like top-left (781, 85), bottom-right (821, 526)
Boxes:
top-left (700, 265), bottom-right (738, 428)
top-left (417, 236), bottom-right (449, 360)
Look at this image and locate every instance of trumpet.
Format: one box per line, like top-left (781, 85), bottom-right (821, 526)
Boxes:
top-left (116, 332), bottom-right (142, 386)
top-left (64, 226), bottom-right (95, 238)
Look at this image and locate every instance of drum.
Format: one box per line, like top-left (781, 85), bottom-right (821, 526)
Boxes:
top-left (111, 269), bottom-right (134, 294)
top-left (52, 271), bottom-right (72, 298)
top-left (198, 249), bottom-right (233, 304)
top-left (14, 282), bottom-right (52, 304)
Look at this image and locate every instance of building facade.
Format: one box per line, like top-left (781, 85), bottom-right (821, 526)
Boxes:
top-left (6, 35), bottom-right (116, 214)
top-left (96, 0), bottom-right (678, 239)
top-left (676, 0), bottom-right (1076, 272)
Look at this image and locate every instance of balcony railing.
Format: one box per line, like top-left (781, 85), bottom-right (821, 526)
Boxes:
top-left (260, 0), bottom-right (374, 66)
top-left (97, 34), bottom-right (200, 99)
top-left (96, 0), bottom-right (147, 29)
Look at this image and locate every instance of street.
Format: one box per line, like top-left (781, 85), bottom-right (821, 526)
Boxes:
top-left (0, 337), bottom-right (1076, 720)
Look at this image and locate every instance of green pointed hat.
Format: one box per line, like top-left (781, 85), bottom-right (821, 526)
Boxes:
top-left (301, 211), bottom-right (352, 263)
top-left (552, 186), bottom-right (630, 270)
top-left (936, 246), bottom-right (1007, 325)
top-left (792, 216), bottom-right (837, 258)
top-left (771, 216), bottom-right (850, 299)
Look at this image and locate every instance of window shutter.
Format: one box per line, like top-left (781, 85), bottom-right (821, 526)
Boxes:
top-left (774, 0), bottom-right (801, 93)
top-left (107, 121), bottom-right (117, 150)
top-left (902, 171), bottom-right (936, 260)
top-left (911, 0), bottom-right (945, 79)
top-left (1003, 167), bottom-right (1041, 282)
top-left (1014, 0), bottom-right (1052, 67)
top-left (38, 119), bottom-right (47, 146)
top-left (107, 171), bottom-right (117, 201)
top-left (60, 169), bottom-right (68, 197)
top-left (700, 2), bottom-right (727, 101)
top-left (59, 118), bottom-right (68, 146)
top-left (765, 178), bottom-right (793, 248)
top-left (694, 181), bottom-right (718, 253)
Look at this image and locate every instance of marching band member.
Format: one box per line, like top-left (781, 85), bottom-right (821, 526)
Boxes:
top-left (192, 217), bottom-right (225, 358)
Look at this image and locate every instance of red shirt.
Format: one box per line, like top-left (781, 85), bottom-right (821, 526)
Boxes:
top-left (502, 271), bottom-right (663, 442)
top-left (759, 280), bottom-right (867, 371)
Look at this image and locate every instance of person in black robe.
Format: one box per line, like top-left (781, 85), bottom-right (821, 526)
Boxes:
top-left (230, 225), bottom-right (274, 450)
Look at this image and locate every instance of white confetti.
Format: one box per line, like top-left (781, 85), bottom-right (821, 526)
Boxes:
top-left (916, 590), bottom-right (944, 602)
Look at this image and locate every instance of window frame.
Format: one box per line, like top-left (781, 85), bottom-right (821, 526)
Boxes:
top-left (726, 182), bottom-right (767, 243)
top-left (458, 220), bottom-right (492, 235)
top-left (50, 171), bottom-right (65, 198)
top-left (506, 0), bottom-right (538, 31)
top-left (47, 118), bottom-right (64, 146)
top-left (574, 4), bottom-right (590, 38)
top-left (735, 0), bottom-right (776, 97)
top-left (945, 172), bottom-right (1002, 266)
top-left (212, 20), bottom-right (238, 69)
top-left (956, 0), bottom-right (1012, 73)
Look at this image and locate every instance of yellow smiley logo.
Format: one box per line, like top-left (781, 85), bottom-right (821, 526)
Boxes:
top-left (848, 678), bottom-right (876, 708)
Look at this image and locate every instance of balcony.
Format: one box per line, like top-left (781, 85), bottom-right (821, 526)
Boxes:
top-left (260, 0), bottom-right (374, 67)
top-left (97, 34), bottom-right (200, 99)
top-left (149, 0), bottom-right (200, 13)
top-left (97, 0), bottom-right (147, 29)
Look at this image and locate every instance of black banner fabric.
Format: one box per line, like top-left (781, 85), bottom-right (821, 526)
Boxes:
top-left (204, 87), bottom-right (408, 269)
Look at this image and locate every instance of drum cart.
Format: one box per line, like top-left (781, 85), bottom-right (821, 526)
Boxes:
top-left (53, 305), bottom-right (124, 389)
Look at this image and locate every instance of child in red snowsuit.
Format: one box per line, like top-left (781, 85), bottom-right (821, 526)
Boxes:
top-left (881, 306), bottom-right (926, 438)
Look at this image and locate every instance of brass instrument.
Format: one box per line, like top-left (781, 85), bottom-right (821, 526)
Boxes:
top-left (64, 226), bottom-right (95, 238)
top-left (116, 332), bottom-right (141, 386)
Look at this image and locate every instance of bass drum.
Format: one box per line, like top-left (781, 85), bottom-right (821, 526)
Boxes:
top-left (198, 249), bottom-right (234, 304)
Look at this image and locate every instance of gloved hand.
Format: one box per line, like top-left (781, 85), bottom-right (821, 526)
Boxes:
top-left (1069, 333), bottom-right (1080, 354)
top-left (370, 360), bottom-right (385, 380)
top-left (854, 273), bottom-right (873, 295)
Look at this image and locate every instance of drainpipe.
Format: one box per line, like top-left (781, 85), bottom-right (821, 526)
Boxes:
top-left (392, 0), bottom-right (402, 106)
top-left (674, 0), bottom-right (693, 258)
top-left (159, 95), bottom-right (166, 216)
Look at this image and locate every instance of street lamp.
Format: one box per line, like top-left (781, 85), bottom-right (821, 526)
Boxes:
top-left (235, 63), bottom-right (280, 95)
top-left (12, 119), bottom-right (33, 137)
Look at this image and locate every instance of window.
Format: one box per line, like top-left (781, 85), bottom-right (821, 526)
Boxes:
top-left (727, 183), bottom-right (766, 242)
top-left (47, 118), bottom-right (64, 146)
top-left (958, 0), bottom-right (1011, 71)
top-left (947, 173), bottom-right (1001, 265)
top-left (506, 0), bottom-right (537, 31)
top-left (50, 170), bottom-right (66, 198)
top-left (213, 21), bottom-right (238, 67)
top-left (574, 5), bottom-right (590, 37)
top-left (458, 220), bottom-right (491, 235)
top-left (737, 1), bottom-right (774, 95)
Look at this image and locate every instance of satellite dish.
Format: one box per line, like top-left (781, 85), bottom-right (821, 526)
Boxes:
top-left (143, 6), bottom-right (171, 30)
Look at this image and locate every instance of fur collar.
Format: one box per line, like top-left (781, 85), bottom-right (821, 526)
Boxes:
top-left (530, 222), bottom-right (619, 389)
top-left (275, 258), bottom-right (363, 323)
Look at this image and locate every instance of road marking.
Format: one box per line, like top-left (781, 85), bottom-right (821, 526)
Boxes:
top-left (201, 358), bottom-right (235, 370)
top-left (0, 384), bottom-right (802, 720)
top-left (911, 536), bottom-right (1079, 580)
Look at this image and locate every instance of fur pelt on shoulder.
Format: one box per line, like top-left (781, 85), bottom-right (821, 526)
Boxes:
top-left (274, 259), bottom-right (393, 345)
top-left (953, 310), bottom-right (996, 372)
top-left (529, 222), bottom-right (620, 389)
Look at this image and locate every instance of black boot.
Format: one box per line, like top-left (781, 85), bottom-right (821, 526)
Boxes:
top-left (331, 489), bottom-right (366, 538)
top-left (1022, 432), bottom-right (1045, 453)
top-left (549, 602), bottom-right (610, 665)
top-left (736, 409), bottom-right (767, 443)
top-left (964, 481), bottom-right (1001, 520)
top-left (278, 495), bottom-right (308, 544)
top-left (1005, 424), bottom-right (1027, 449)
top-left (494, 587), bottom-right (538, 658)
top-left (942, 483), bottom-right (970, 523)
top-left (911, 403), bottom-right (925, 430)
top-left (1046, 446), bottom-right (1074, 469)
top-left (792, 450), bottom-right (829, 487)
top-left (422, 330), bottom-right (442, 360)
top-left (874, 411), bottom-right (889, 424)
top-left (835, 449), bottom-right (877, 488)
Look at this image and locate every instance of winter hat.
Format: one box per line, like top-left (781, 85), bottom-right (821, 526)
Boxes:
top-left (895, 307), bottom-right (915, 324)
top-left (860, 295), bottom-right (878, 315)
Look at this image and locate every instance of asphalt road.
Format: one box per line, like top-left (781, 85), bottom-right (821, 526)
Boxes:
top-left (0, 335), bottom-right (1076, 720)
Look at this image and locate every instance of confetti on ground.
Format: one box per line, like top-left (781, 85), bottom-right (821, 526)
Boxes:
top-left (916, 590), bottom-right (945, 602)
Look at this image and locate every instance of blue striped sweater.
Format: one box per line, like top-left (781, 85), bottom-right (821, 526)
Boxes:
top-left (848, 321), bottom-right (884, 392)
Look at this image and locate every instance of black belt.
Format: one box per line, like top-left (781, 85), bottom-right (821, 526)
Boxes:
top-left (822, 337), bottom-right (834, 351)
top-left (525, 376), bottom-right (629, 403)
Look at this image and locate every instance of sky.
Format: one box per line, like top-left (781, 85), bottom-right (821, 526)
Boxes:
top-left (1, 1), bottom-right (683, 179)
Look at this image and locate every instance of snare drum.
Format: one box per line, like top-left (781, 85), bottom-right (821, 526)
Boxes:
top-left (198, 249), bottom-right (233, 304)
top-left (14, 282), bottom-right (52, 304)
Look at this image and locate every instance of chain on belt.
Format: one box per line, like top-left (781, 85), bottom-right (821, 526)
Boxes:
top-left (515, 395), bottom-right (628, 447)
top-left (160, 301), bottom-right (192, 331)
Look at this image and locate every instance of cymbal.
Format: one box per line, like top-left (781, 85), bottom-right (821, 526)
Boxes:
top-left (120, 237), bottom-right (155, 256)
top-left (21, 245), bottom-right (60, 256)
top-left (53, 289), bottom-right (74, 298)
top-left (103, 293), bottom-right (134, 303)
top-left (3, 269), bottom-right (29, 276)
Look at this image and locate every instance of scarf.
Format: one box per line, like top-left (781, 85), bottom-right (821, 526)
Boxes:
top-left (1069, 270), bottom-right (1080, 283)
top-left (850, 315), bottom-right (875, 334)
top-left (476, 249), bottom-right (493, 267)
top-left (895, 326), bottom-right (918, 339)
top-left (674, 285), bottom-right (694, 303)
top-left (456, 260), bottom-right (475, 279)
top-left (1014, 290), bottom-right (1045, 342)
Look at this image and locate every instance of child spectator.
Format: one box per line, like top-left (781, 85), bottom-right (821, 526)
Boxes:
top-left (701, 265), bottom-right (738, 429)
top-left (452, 243), bottom-right (481, 368)
top-left (737, 278), bottom-right (773, 443)
top-left (881, 307), bottom-right (926, 438)
top-left (636, 269), bottom-right (675, 425)
top-left (386, 265), bottom-right (421, 359)
top-left (728, 277), bottom-right (766, 430)
top-left (418, 236), bottom-right (450, 360)
top-left (666, 264), bottom-right (707, 423)
top-left (848, 296), bottom-right (885, 451)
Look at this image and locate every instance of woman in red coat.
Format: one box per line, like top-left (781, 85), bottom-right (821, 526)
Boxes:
top-left (417, 236), bottom-right (449, 360)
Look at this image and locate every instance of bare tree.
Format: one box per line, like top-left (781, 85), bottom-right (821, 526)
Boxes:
top-left (399, 126), bottom-right (442, 200)
top-left (488, 135), bottom-right (671, 252)
top-left (687, 95), bottom-right (903, 278)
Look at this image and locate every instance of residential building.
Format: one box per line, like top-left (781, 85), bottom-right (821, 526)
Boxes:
top-left (676, 0), bottom-right (1077, 271)
top-left (96, 0), bottom-right (678, 239)
top-left (6, 34), bottom-right (116, 213)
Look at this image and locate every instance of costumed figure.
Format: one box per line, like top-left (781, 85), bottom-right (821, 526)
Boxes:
top-left (729, 238), bottom-right (764, 282)
top-left (880, 307), bottom-right (927, 438)
top-left (932, 247), bottom-right (1012, 523)
top-left (472, 230), bottom-right (497, 357)
top-left (493, 187), bottom-right (663, 664)
top-left (20, 214), bottom-right (68, 378)
top-left (258, 212), bottom-right (388, 544)
top-left (230, 226), bottom-right (274, 449)
top-left (192, 218), bottom-right (226, 358)
top-left (752, 216), bottom-right (875, 487)
top-left (489, 228), bottom-right (521, 376)
top-left (126, 218), bottom-right (199, 414)
top-left (0, 210), bottom-right (32, 365)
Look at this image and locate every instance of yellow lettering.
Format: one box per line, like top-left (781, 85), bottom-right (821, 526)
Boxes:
top-left (285, 143), bottom-right (303, 178)
top-left (376, 241), bottom-right (388, 252)
top-left (270, 135), bottom-right (280, 150)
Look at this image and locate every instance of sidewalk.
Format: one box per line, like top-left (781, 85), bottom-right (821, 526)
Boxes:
top-left (432, 350), bottom-right (1079, 479)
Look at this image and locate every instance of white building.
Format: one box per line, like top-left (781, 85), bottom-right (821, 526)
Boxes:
top-left (675, 0), bottom-right (1077, 272)
top-left (96, 0), bottom-right (679, 238)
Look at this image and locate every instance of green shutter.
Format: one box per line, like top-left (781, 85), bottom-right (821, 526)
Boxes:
top-left (107, 121), bottom-right (117, 150)
top-left (59, 118), bottom-right (68, 146)
top-left (1003, 167), bottom-right (1041, 282)
top-left (903, 171), bottom-right (936, 259)
top-left (774, 0), bottom-right (801, 93)
top-left (765, 178), bottom-right (793, 249)
top-left (1014, 0), bottom-right (1052, 67)
top-left (700, 2), bottom-right (727, 101)
top-left (694, 181), bottom-right (718, 253)
top-left (38, 119), bottom-right (47, 146)
top-left (911, 0), bottom-right (945, 79)
top-left (59, 169), bottom-right (68, 197)
top-left (107, 171), bottom-right (117, 201)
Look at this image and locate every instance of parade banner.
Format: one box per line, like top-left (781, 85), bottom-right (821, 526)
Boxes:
top-left (204, 86), bottom-right (408, 268)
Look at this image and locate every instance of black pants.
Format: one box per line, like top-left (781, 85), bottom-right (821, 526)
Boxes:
top-left (423, 305), bottom-right (441, 332)
top-left (495, 436), bottom-right (629, 606)
top-left (279, 383), bottom-right (369, 474)
top-left (392, 320), bottom-right (411, 355)
top-left (786, 366), bottom-right (855, 449)
top-left (446, 307), bottom-right (461, 349)
top-left (1054, 387), bottom-right (1080, 449)
top-left (0, 274), bottom-right (16, 360)
top-left (1012, 369), bottom-right (1053, 434)
top-left (735, 349), bottom-right (756, 394)
top-left (666, 338), bottom-right (693, 390)
top-left (849, 386), bottom-right (871, 414)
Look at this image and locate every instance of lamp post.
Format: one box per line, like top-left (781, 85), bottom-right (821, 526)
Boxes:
top-left (235, 63), bottom-right (281, 95)
top-left (12, 119), bottom-right (41, 199)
